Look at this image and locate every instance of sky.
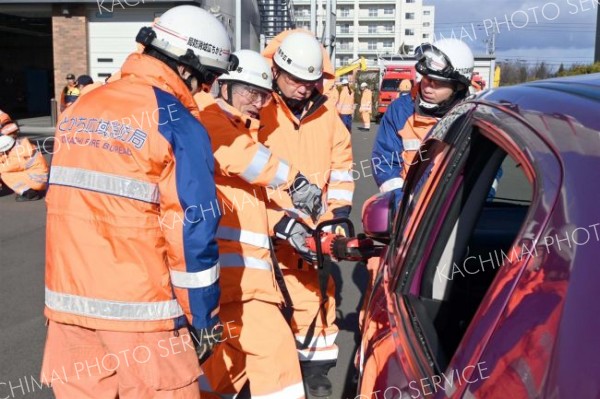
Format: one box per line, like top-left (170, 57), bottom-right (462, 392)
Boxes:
top-left (424, 0), bottom-right (598, 68)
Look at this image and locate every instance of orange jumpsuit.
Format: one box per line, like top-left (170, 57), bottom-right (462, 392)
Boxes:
top-left (360, 88), bottom-right (373, 129)
top-left (259, 91), bottom-right (354, 368)
top-left (0, 110), bottom-right (48, 195)
top-left (197, 98), bottom-right (304, 399)
top-left (41, 53), bottom-right (221, 398)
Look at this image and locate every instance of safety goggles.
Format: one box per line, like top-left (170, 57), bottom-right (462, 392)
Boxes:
top-left (414, 44), bottom-right (456, 79)
top-left (233, 83), bottom-right (273, 106)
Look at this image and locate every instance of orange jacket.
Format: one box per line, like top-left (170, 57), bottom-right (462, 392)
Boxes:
top-left (45, 53), bottom-right (221, 332)
top-left (337, 87), bottom-right (355, 115)
top-left (0, 137), bottom-right (49, 193)
top-left (259, 92), bottom-right (354, 265)
top-left (199, 98), bottom-right (295, 304)
top-left (360, 89), bottom-right (373, 113)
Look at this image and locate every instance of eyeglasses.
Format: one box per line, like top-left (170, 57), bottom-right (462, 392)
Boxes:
top-left (280, 71), bottom-right (318, 88)
top-left (233, 84), bottom-right (272, 105)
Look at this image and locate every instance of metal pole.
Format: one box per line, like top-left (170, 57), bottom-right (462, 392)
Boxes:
top-left (235, 0), bottom-right (242, 51)
top-left (310, 0), bottom-right (317, 35)
top-left (324, 0), bottom-right (331, 49)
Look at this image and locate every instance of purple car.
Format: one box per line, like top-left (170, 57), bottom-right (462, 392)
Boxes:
top-left (357, 74), bottom-right (600, 399)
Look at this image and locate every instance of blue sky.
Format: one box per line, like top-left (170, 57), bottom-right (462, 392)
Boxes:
top-left (424, 0), bottom-right (598, 68)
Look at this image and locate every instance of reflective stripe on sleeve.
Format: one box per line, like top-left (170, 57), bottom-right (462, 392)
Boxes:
top-left (402, 138), bottom-right (421, 151)
top-left (327, 189), bottom-right (353, 202)
top-left (379, 177), bottom-right (404, 193)
top-left (169, 262), bottom-right (220, 289)
top-left (216, 226), bottom-right (270, 249)
top-left (49, 166), bottom-right (159, 204)
top-left (329, 170), bottom-right (353, 183)
top-left (268, 159), bottom-right (291, 188)
top-left (240, 144), bottom-right (271, 184)
top-left (45, 287), bottom-right (183, 320)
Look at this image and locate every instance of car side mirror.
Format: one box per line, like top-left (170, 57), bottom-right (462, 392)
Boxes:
top-left (361, 190), bottom-right (397, 244)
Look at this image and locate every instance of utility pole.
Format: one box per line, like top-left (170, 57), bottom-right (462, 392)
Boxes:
top-left (595, 5), bottom-right (600, 62)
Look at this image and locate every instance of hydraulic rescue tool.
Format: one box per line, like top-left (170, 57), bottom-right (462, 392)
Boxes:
top-left (305, 218), bottom-right (384, 268)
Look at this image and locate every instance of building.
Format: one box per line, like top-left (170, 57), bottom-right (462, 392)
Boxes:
top-left (0, 1), bottom-right (262, 118)
top-left (292, 0), bottom-right (434, 68)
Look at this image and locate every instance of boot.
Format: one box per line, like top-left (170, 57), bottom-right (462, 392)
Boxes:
top-left (301, 361), bottom-right (335, 397)
top-left (15, 189), bottom-right (43, 202)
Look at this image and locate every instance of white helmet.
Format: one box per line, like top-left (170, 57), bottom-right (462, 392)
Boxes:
top-left (273, 32), bottom-right (323, 81)
top-left (414, 38), bottom-right (474, 86)
top-left (137, 5), bottom-right (237, 74)
top-left (0, 135), bottom-right (15, 152)
top-left (218, 50), bottom-right (272, 91)
top-left (360, 82), bottom-right (368, 88)
top-left (341, 78), bottom-right (349, 85)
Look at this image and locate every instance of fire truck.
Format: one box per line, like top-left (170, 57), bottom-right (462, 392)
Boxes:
top-left (376, 65), bottom-right (416, 120)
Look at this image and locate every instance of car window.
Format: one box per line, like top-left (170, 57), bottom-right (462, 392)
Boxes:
top-left (395, 121), bottom-right (535, 374)
top-left (381, 79), bottom-right (402, 91)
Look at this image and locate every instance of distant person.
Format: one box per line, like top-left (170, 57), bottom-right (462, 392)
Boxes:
top-left (0, 109), bottom-right (48, 201)
top-left (75, 74), bottom-right (101, 96)
top-left (59, 73), bottom-right (80, 112)
top-left (336, 78), bottom-right (354, 132)
top-left (358, 82), bottom-right (372, 131)
top-left (399, 78), bottom-right (412, 95)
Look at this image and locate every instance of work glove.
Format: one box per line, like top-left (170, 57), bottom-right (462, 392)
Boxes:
top-left (274, 215), bottom-right (317, 263)
top-left (286, 173), bottom-right (323, 223)
top-left (189, 323), bottom-right (224, 364)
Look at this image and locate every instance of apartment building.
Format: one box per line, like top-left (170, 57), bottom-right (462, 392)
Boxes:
top-left (293, 0), bottom-right (434, 68)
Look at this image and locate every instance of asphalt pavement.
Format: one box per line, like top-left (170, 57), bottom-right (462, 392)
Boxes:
top-left (0, 122), bottom-right (381, 399)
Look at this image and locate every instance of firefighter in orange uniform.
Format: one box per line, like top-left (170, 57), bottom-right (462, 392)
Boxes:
top-left (41, 6), bottom-right (239, 398)
top-left (260, 31), bottom-right (354, 397)
top-left (358, 82), bottom-right (373, 131)
top-left (0, 109), bottom-right (48, 201)
top-left (336, 78), bottom-right (355, 132)
top-left (197, 49), bottom-right (324, 399)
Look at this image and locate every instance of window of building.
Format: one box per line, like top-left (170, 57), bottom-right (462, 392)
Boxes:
top-left (340, 24), bottom-right (350, 34)
top-left (368, 40), bottom-right (377, 50)
top-left (405, 29), bottom-right (415, 36)
top-left (424, 22), bottom-right (431, 27)
top-left (340, 8), bottom-right (350, 17)
top-left (406, 0), bottom-right (415, 3)
top-left (383, 40), bottom-right (393, 48)
top-left (368, 25), bottom-right (377, 33)
top-left (384, 7), bottom-right (394, 15)
top-left (384, 24), bottom-right (394, 32)
top-left (423, 33), bottom-right (430, 39)
top-left (424, 10), bottom-right (431, 15)
top-left (405, 12), bottom-right (415, 19)
top-left (369, 8), bottom-right (378, 17)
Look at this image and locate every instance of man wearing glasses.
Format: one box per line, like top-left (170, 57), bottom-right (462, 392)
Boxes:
top-left (260, 31), bottom-right (355, 397)
top-left (198, 49), bottom-right (323, 399)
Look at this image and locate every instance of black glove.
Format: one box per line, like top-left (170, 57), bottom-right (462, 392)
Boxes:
top-left (189, 324), bottom-right (224, 364)
top-left (274, 215), bottom-right (317, 263)
top-left (286, 173), bottom-right (323, 223)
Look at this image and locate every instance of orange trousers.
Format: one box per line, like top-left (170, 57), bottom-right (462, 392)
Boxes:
top-left (41, 321), bottom-right (201, 399)
top-left (200, 300), bottom-right (305, 399)
top-left (283, 268), bottom-right (339, 363)
top-left (360, 111), bottom-right (371, 129)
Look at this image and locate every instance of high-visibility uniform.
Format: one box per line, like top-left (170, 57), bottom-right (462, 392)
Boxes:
top-left (0, 137), bottom-right (49, 194)
top-left (60, 85), bottom-right (80, 111)
top-left (79, 82), bottom-right (103, 97)
top-left (337, 87), bottom-right (355, 132)
top-left (197, 98), bottom-right (304, 398)
top-left (42, 52), bottom-right (220, 397)
top-left (259, 91), bottom-right (354, 367)
top-left (371, 94), bottom-right (436, 193)
top-left (359, 88), bottom-right (373, 128)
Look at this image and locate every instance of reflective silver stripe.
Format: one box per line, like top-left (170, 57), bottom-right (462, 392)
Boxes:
top-left (329, 170), bottom-right (353, 183)
top-left (169, 263), bottom-right (220, 289)
top-left (379, 177), bottom-right (404, 193)
top-left (402, 138), bottom-right (421, 151)
top-left (253, 382), bottom-right (305, 399)
top-left (268, 160), bottom-right (290, 188)
top-left (327, 189), bottom-right (353, 202)
top-left (50, 166), bottom-right (159, 204)
top-left (216, 226), bottom-right (270, 249)
top-left (219, 254), bottom-right (271, 271)
top-left (297, 346), bottom-right (339, 361)
top-left (511, 358), bottom-right (537, 399)
top-left (45, 287), bottom-right (183, 321)
top-left (295, 332), bottom-right (338, 349)
top-left (240, 144), bottom-right (271, 184)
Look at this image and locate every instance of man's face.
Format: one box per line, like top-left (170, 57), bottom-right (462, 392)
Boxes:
top-left (67, 78), bottom-right (75, 87)
top-left (419, 75), bottom-right (455, 104)
top-left (225, 83), bottom-right (272, 119)
top-left (274, 68), bottom-right (318, 101)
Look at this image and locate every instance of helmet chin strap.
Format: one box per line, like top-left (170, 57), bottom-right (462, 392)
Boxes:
top-left (416, 82), bottom-right (468, 118)
top-left (273, 82), bottom-right (308, 114)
